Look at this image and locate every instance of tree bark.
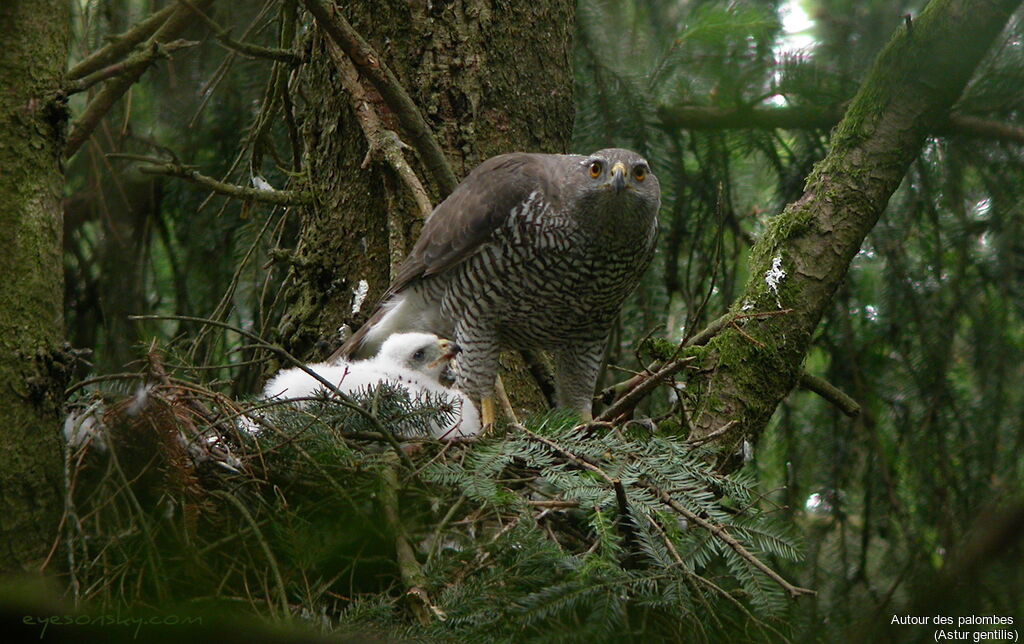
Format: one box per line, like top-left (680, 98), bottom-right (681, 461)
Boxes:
top-left (685, 0), bottom-right (1023, 457)
top-left (279, 0), bottom-right (574, 411)
top-left (0, 0), bottom-right (71, 571)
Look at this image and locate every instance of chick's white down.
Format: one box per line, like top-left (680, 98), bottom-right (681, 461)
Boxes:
top-left (261, 332), bottom-right (480, 439)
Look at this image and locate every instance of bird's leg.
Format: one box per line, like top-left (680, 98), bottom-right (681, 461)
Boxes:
top-left (481, 397), bottom-right (496, 429)
top-left (451, 331), bottom-right (500, 432)
top-left (553, 339), bottom-right (607, 422)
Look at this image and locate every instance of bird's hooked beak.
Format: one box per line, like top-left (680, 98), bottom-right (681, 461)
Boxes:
top-left (609, 162), bottom-right (627, 194)
top-left (428, 339), bottom-right (462, 369)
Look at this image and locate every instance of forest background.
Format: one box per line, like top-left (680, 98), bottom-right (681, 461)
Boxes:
top-left (1, 0), bottom-right (1023, 642)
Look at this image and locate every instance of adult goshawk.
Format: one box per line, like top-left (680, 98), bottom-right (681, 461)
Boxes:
top-left (331, 148), bottom-right (661, 425)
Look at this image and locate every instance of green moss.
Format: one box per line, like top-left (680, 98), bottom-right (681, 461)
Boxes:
top-left (638, 336), bottom-right (680, 362)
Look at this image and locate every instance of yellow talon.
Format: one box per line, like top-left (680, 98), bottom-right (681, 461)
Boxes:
top-left (481, 397), bottom-right (495, 431)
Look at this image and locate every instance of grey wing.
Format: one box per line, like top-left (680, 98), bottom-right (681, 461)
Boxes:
top-left (385, 152), bottom-right (561, 297)
top-left (332, 152), bottom-right (562, 360)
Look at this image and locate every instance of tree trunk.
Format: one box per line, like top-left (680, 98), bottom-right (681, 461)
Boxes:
top-left (279, 0), bottom-right (574, 411)
top-left (685, 0), bottom-right (1022, 461)
top-left (0, 0), bottom-right (71, 571)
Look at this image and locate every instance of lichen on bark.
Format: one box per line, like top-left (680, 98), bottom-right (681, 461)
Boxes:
top-left (0, 0), bottom-right (71, 571)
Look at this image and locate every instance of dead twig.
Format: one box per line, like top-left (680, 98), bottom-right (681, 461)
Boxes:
top-left (65, 40), bottom-right (199, 95)
top-left (107, 153), bottom-right (310, 206)
top-left (66, 1), bottom-right (213, 157)
top-left (68, 4), bottom-right (178, 80)
top-left (176, 0), bottom-right (302, 64)
top-left (597, 357), bottom-right (695, 423)
top-left (323, 37), bottom-right (433, 219)
top-left (128, 313), bottom-right (416, 471)
top-left (599, 309), bottom-right (794, 423)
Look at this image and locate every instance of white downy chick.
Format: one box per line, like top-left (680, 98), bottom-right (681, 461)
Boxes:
top-left (259, 333), bottom-right (480, 439)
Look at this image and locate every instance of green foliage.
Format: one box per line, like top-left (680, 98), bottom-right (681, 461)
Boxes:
top-left (63, 372), bottom-right (801, 642)
top-left (59, 0), bottom-right (1024, 641)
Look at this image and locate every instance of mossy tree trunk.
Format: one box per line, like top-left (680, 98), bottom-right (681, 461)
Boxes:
top-left (278, 0), bottom-right (573, 410)
top-left (0, 0), bottom-right (71, 571)
top-left (685, 0), bottom-right (1022, 461)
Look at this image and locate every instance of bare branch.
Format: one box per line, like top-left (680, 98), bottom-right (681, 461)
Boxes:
top-left (380, 455), bottom-right (441, 624)
top-left (67, 4), bottom-right (177, 80)
top-left (64, 39), bottom-right (199, 96)
top-left (947, 114), bottom-right (1024, 145)
top-left (175, 0), bottom-right (302, 64)
top-left (598, 310), bottom-right (792, 419)
top-left (322, 33), bottom-right (433, 248)
top-left (657, 104), bottom-right (840, 131)
top-left (66, 1), bottom-right (213, 157)
top-left (300, 0), bottom-right (458, 196)
top-left (596, 357), bottom-right (694, 423)
top-left (317, 8), bottom-right (436, 285)
top-left (108, 154), bottom-right (310, 205)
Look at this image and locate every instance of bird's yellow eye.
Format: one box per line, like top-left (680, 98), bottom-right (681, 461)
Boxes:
top-left (589, 161), bottom-right (602, 178)
top-left (633, 165), bottom-right (647, 182)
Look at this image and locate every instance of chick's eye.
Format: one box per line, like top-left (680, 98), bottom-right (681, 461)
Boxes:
top-left (588, 161), bottom-right (602, 178)
top-left (633, 165), bottom-right (647, 182)
top-left (412, 349), bottom-right (425, 361)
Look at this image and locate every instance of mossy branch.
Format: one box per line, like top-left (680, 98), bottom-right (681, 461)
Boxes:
top-left (380, 455), bottom-right (438, 624)
top-left (683, 0), bottom-right (1023, 452)
top-left (798, 372), bottom-right (861, 418)
top-left (64, 39), bottom-right (199, 96)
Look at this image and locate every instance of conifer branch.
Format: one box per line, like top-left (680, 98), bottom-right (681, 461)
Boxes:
top-left (521, 427), bottom-right (640, 558)
top-left (645, 481), bottom-right (816, 599)
top-left (210, 490), bottom-right (291, 619)
top-left (128, 314), bottom-right (417, 470)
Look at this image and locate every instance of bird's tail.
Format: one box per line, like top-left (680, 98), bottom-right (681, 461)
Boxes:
top-left (328, 293), bottom-right (415, 362)
top-left (328, 307), bottom-right (384, 362)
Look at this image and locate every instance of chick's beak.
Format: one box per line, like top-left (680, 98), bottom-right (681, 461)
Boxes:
top-left (429, 339), bottom-right (461, 369)
top-left (610, 162), bottom-right (626, 194)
